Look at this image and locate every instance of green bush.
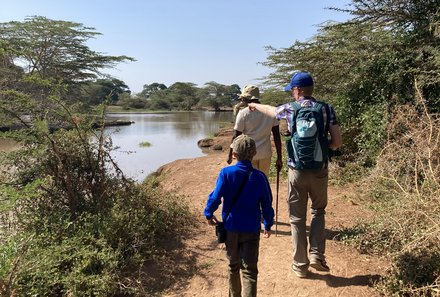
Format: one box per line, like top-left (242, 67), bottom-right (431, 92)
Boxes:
top-left (0, 97), bottom-right (193, 295)
top-left (355, 102), bottom-right (388, 163)
top-left (14, 235), bottom-right (118, 296)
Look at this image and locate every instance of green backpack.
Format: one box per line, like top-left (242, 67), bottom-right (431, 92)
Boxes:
top-left (285, 100), bottom-right (329, 170)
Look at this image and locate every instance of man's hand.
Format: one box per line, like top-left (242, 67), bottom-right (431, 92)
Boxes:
top-left (276, 157), bottom-right (283, 172)
top-left (263, 229), bottom-right (271, 238)
top-left (207, 216), bottom-right (218, 226)
top-left (248, 103), bottom-right (257, 111)
top-left (227, 148), bottom-right (233, 164)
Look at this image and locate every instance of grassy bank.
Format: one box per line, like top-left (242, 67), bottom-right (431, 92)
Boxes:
top-left (0, 105), bottom-right (195, 296)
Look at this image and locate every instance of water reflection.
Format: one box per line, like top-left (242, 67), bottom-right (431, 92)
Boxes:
top-left (105, 111), bottom-right (233, 182)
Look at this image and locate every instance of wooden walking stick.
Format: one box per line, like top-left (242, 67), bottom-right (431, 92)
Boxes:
top-left (275, 168), bottom-right (280, 236)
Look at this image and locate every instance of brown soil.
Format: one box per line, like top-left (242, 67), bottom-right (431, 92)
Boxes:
top-left (156, 127), bottom-right (387, 297)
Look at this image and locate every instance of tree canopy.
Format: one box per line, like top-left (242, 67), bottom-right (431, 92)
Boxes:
top-left (0, 16), bottom-right (134, 86)
top-left (139, 83), bottom-right (167, 99)
top-left (80, 78), bottom-right (131, 105)
top-left (123, 81), bottom-right (240, 111)
top-left (262, 0), bottom-right (440, 159)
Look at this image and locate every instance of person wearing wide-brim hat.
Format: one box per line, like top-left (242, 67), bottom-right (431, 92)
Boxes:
top-left (227, 85), bottom-right (282, 178)
top-left (233, 85), bottom-right (260, 116)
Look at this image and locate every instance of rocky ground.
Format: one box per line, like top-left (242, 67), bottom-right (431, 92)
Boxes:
top-left (155, 127), bottom-right (387, 297)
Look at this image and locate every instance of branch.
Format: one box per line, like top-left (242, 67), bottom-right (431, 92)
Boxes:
top-left (414, 79), bottom-right (437, 181)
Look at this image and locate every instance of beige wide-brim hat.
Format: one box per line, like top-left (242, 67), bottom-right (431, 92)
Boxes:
top-left (238, 84), bottom-right (260, 101)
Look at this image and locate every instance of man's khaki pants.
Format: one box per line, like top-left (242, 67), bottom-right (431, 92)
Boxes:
top-left (252, 157), bottom-right (271, 178)
top-left (288, 168), bottom-right (328, 269)
top-left (225, 231), bottom-right (260, 297)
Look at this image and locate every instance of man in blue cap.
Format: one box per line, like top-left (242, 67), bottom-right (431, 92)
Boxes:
top-left (248, 71), bottom-right (342, 278)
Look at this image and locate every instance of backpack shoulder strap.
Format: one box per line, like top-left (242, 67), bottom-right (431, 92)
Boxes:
top-left (310, 100), bottom-right (327, 134)
top-left (289, 102), bottom-right (301, 133)
top-left (314, 100), bottom-right (331, 133)
top-left (313, 100), bottom-right (324, 111)
top-left (290, 101), bottom-right (301, 111)
top-left (324, 103), bottom-right (331, 132)
top-left (224, 169), bottom-right (252, 219)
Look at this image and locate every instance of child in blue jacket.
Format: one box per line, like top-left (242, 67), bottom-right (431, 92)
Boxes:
top-left (204, 134), bottom-right (274, 297)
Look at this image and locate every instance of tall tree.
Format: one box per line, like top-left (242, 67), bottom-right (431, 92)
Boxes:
top-left (0, 42), bottom-right (23, 89)
top-left (167, 82), bottom-right (200, 110)
top-left (81, 78), bottom-right (131, 105)
top-left (203, 81), bottom-right (238, 110)
top-left (0, 16), bottom-right (134, 86)
top-left (341, 0), bottom-right (440, 107)
top-left (139, 83), bottom-right (167, 99)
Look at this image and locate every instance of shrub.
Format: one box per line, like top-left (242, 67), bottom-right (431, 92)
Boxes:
top-left (338, 86), bottom-right (440, 296)
top-left (377, 248), bottom-right (440, 297)
top-left (0, 97), bottom-right (193, 295)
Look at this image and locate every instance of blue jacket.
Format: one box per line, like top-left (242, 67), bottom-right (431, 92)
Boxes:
top-left (204, 160), bottom-right (274, 233)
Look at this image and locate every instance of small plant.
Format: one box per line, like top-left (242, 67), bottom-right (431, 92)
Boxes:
top-left (139, 141), bottom-right (151, 147)
top-left (269, 145), bottom-right (288, 183)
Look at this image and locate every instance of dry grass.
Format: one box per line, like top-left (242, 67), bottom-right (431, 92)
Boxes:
top-left (358, 82), bottom-right (440, 296)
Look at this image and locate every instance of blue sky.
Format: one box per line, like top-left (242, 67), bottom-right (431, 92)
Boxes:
top-left (0, 0), bottom-right (351, 93)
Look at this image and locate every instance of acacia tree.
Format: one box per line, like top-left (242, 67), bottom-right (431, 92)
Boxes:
top-left (0, 15), bottom-right (135, 125)
top-left (341, 0), bottom-right (440, 108)
top-left (0, 16), bottom-right (134, 92)
top-left (139, 82), bottom-right (167, 99)
top-left (263, 0), bottom-right (440, 158)
top-left (81, 78), bottom-right (131, 105)
top-left (0, 43), bottom-right (23, 89)
top-left (145, 82), bottom-right (202, 110)
top-left (167, 82), bottom-right (200, 110)
top-left (203, 81), bottom-right (239, 110)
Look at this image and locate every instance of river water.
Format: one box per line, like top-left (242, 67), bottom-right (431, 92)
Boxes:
top-left (0, 111), bottom-right (233, 182)
top-left (105, 111), bottom-right (233, 182)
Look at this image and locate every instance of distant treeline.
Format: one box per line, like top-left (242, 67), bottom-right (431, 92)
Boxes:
top-left (119, 81), bottom-right (241, 111)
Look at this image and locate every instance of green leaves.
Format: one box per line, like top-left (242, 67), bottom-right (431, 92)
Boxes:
top-left (263, 0), bottom-right (440, 161)
top-left (0, 98), bottom-right (194, 295)
top-left (0, 16), bottom-right (134, 87)
top-left (131, 81), bottom-right (239, 111)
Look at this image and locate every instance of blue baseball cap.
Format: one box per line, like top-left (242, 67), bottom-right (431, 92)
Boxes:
top-left (284, 71), bottom-right (314, 91)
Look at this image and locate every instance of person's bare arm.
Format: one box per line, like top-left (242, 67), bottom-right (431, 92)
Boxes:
top-left (271, 125), bottom-right (283, 172)
top-left (263, 229), bottom-right (271, 238)
top-left (226, 130), bottom-right (242, 164)
top-left (248, 103), bottom-right (277, 118)
top-left (329, 124), bottom-right (342, 149)
top-left (207, 215), bottom-right (218, 226)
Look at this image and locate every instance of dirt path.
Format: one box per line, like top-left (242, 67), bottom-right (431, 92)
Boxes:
top-left (157, 129), bottom-right (386, 297)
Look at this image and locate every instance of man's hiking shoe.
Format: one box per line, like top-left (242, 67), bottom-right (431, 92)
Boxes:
top-left (291, 265), bottom-right (308, 278)
top-left (310, 258), bottom-right (330, 272)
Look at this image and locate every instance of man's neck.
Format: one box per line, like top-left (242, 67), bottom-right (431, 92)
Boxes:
top-left (297, 95), bottom-right (314, 101)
